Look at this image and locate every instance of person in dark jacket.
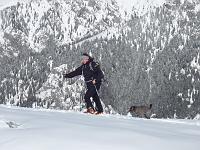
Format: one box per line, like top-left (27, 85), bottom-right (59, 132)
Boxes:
top-left (63, 53), bottom-right (104, 114)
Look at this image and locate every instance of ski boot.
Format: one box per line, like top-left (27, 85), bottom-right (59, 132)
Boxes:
top-left (84, 107), bottom-right (95, 114)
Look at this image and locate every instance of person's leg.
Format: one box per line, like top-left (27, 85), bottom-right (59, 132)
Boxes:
top-left (84, 89), bottom-right (93, 109)
top-left (84, 86), bottom-right (96, 112)
top-left (92, 83), bottom-right (103, 113)
top-left (92, 93), bottom-right (103, 113)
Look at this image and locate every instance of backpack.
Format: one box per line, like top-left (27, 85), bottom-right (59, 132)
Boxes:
top-left (89, 61), bottom-right (105, 80)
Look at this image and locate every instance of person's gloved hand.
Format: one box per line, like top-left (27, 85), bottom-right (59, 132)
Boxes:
top-left (92, 79), bottom-right (96, 84)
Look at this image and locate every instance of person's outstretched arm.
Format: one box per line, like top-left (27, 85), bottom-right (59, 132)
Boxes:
top-left (64, 65), bottom-right (82, 78)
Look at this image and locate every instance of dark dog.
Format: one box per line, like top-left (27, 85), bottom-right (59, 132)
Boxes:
top-left (128, 104), bottom-right (152, 119)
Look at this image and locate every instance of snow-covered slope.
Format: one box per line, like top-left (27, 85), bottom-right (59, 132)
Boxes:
top-left (116, 0), bottom-right (166, 16)
top-left (0, 0), bottom-right (30, 10)
top-left (0, 0), bottom-right (121, 52)
top-left (0, 105), bottom-right (200, 150)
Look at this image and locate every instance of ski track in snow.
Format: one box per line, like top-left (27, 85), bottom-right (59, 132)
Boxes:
top-left (0, 105), bottom-right (200, 150)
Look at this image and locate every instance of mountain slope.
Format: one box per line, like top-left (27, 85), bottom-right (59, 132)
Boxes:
top-left (0, 0), bottom-right (121, 52)
top-left (0, 0), bottom-right (200, 118)
top-left (0, 105), bottom-right (200, 150)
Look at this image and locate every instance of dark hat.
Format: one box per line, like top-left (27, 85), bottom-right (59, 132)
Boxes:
top-left (82, 53), bottom-right (94, 61)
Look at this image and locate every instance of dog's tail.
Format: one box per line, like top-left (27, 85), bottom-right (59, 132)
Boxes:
top-left (149, 104), bottom-right (152, 109)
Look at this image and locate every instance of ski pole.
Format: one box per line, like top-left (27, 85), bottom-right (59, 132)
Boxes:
top-left (93, 84), bottom-right (100, 97)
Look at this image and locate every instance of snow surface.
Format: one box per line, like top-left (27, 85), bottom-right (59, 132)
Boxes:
top-left (0, 105), bottom-right (200, 150)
